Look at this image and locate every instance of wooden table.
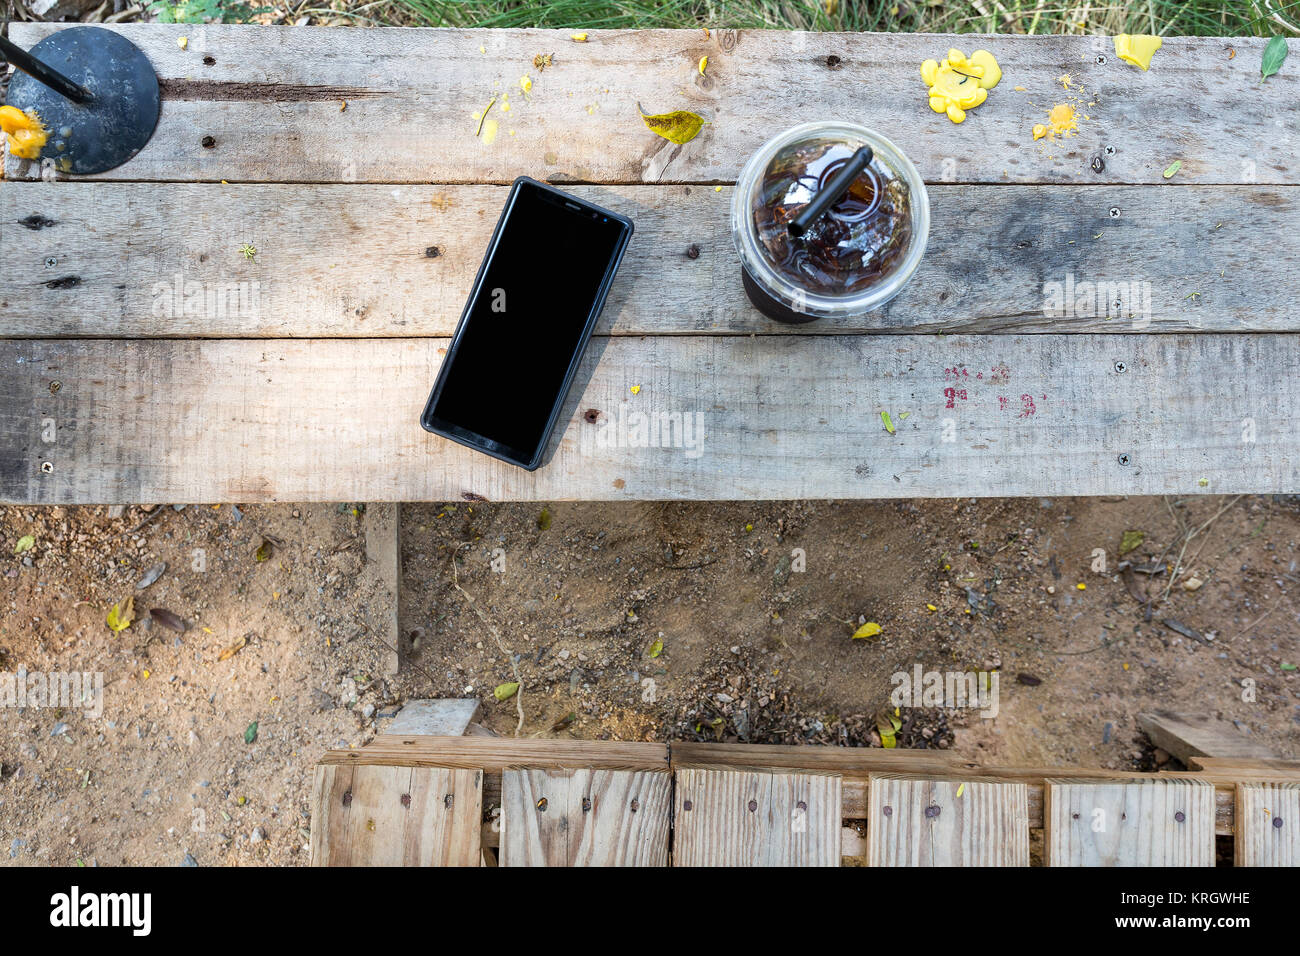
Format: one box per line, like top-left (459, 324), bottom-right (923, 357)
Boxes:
top-left (3, 25), bottom-right (1297, 503)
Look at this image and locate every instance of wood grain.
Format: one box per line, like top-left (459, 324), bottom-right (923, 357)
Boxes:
top-left (1233, 782), bottom-right (1300, 867)
top-left (309, 763), bottom-right (482, 866)
top-left (4, 333), bottom-right (1297, 504)
top-left (673, 767), bottom-right (841, 866)
top-left (6, 26), bottom-right (1296, 186)
top-left (320, 735), bottom-right (669, 770)
top-left (1137, 710), bottom-right (1276, 764)
top-left (1044, 778), bottom-right (1215, 866)
top-left (867, 773), bottom-right (1029, 866)
top-left (5, 182), bottom-right (1295, 337)
top-left (500, 768), bottom-right (671, 866)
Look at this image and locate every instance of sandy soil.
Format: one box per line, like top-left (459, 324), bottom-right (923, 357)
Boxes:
top-left (2, 495), bottom-right (1297, 865)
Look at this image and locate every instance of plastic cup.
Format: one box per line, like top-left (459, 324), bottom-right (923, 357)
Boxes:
top-left (732, 121), bottom-right (930, 324)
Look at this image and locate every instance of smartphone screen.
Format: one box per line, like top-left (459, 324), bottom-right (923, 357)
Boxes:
top-left (421, 179), bottom-right (633, 469)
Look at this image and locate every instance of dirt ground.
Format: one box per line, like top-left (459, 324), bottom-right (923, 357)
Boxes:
top-left (1, 495), bottom-right (1297, 866)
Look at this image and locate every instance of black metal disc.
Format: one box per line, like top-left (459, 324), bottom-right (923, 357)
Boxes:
top-left (5, 26), bottom-right (160, 175)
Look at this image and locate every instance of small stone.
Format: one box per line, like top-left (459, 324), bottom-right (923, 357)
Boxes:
top-left (361, 703), bottom-right (375, 719)
top-left (50, 722), bottom-right (69, 738)
top-left (1153, 747), bottom-right (1171, 765)
top-left (1181, 576), bottom-right (1204, 592)
top-left (250, 827), bottom-right (265, 844)
top-left (557, 649), bottom-right (571, 660)
top-left (180, 852), bottom-right (198, 867)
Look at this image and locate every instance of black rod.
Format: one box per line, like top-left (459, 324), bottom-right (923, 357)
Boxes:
top-left (0, 31), bottom-right (93, 104)
top-left (788, 145), bottom-right (873, 238)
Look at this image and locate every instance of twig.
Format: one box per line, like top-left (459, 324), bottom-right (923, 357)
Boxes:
top-left (449, 542), bottom-right (524, 736)
top-left (1161, 495), bottom-right (1244, 602)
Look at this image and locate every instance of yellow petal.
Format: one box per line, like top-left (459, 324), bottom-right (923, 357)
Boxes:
top-left (571, 32), bottom-right (588, 42)
top-left (852, 621), bottom-right (882, 639)
top-left (699, 56), bottom-right (708, 76)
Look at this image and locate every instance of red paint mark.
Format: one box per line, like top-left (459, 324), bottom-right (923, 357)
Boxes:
top-left (989, 363), bottom-right (1011, 384)
top-left (944, 366), bottom-right (970, 380)
top-left (944, 387), bottom-right (968, 409)
top-left (1019, 393), bottom-right (1036, 418)
top-left (998, 396), bottom-right (1008, 411)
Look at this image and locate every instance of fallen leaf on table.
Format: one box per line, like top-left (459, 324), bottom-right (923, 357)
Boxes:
top-left (637, 103), bottom-right (705, 144)
top-left (852, 621), bottom-right (882, 640)
top-left (494, 681), bottom-right (520, 701)
top-left (1262, 36), bottom-right (1288, 81)
top-left (1162, 160), bottom-right (1182, 179)
top-left (956, 782), bottom-right (966, 798)
top-left (106, 596), bottom-right (134, 633)
top-left (1119, 529), bottom-right (1144, 555)
top-left (648, 637), bottom-right (664, 658)
top-left (881, 411), bottom-right (895, 434)
top-left (14, 534), bottom-right (35, 554)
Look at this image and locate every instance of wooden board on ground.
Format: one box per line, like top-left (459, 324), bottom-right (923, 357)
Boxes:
top-left (363, 502), bottom-right (402, 674)
top-left (309, 763), bottom-right (482, 866)
top-left (866, 773), bottom-right (1029, 866)
top-left (5, 182), bottom-right (1295, 338)
top-left (5, 334), bottom-right (1298, 503)
top-left (500, 768), bottom-right (671, 866)
top-left (1044, 778), bottom-right (1215, 866)
top-left (7, 26), bottom-right (1296, 187)
top-left (1233, 782), bottom-right (1300, 867)
top-left (1137, 710), bottom-right (1276, 764)
top-left (672, 767), bottom-right (841, 866)
top-left (388, 699), bottom-right (482, 737)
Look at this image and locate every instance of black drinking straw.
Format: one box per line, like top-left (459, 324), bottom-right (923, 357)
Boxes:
top-left (0, 31), bottom-right (93, 104)
top-left (787, 145), bottom-right (874, 238)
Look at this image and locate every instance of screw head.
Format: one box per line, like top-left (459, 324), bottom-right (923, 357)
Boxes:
top-left (1114, 360), bottom-right (1127, 373)
top-left (1117, 453), bottom-right (1131, 466)
top-left (49, 380), bottom-right (62, 394)
top-left (1175, 810), bottom-right (1186, 823)
top-left (1105, 145), bottom-right (1117, 156)
top-left (1273, 816), bottom-right (1284, 829)
top-left (1109, 206), bottom-right (1121, 218)
top-left (44, 256), bottom-right (57, 268)
top-left (1095, 53), bottom-right (1107, 64)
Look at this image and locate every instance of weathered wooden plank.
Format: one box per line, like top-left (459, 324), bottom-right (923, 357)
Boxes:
top-left (388, 699), bottom-right (481, 736)
top-left (1234, 782), bottom-right (1300, 867)
top-left (1138, 710), bottom-right (1276, 764)
top-left (7, 26), bottom-right (1295, 186)
top-left (866, 773), bottom-right (1029, 866)
top-left (500, 768), bottom-right (671, 866)
top-left (673, 767), bottom-right (841, 866)
top-left (2, 333), bottom-right (1296, 503)
top-left (363, 502), bottom-right (402, 674)
top-left (5, 182), bottom-right (1294, 337)
top-left (309, 763), bottom-right (482, 866)
top-left (1044, 778), bottom-right (1214, 866)
top-left (320, 735), bottom-right (670, 771)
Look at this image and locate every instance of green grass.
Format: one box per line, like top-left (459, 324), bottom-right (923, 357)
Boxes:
top-left (394, 0), bottom-right (1299, 36)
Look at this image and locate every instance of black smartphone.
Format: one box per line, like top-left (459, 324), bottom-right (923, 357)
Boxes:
top-left (420, 177), bottom-right (634, 470)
